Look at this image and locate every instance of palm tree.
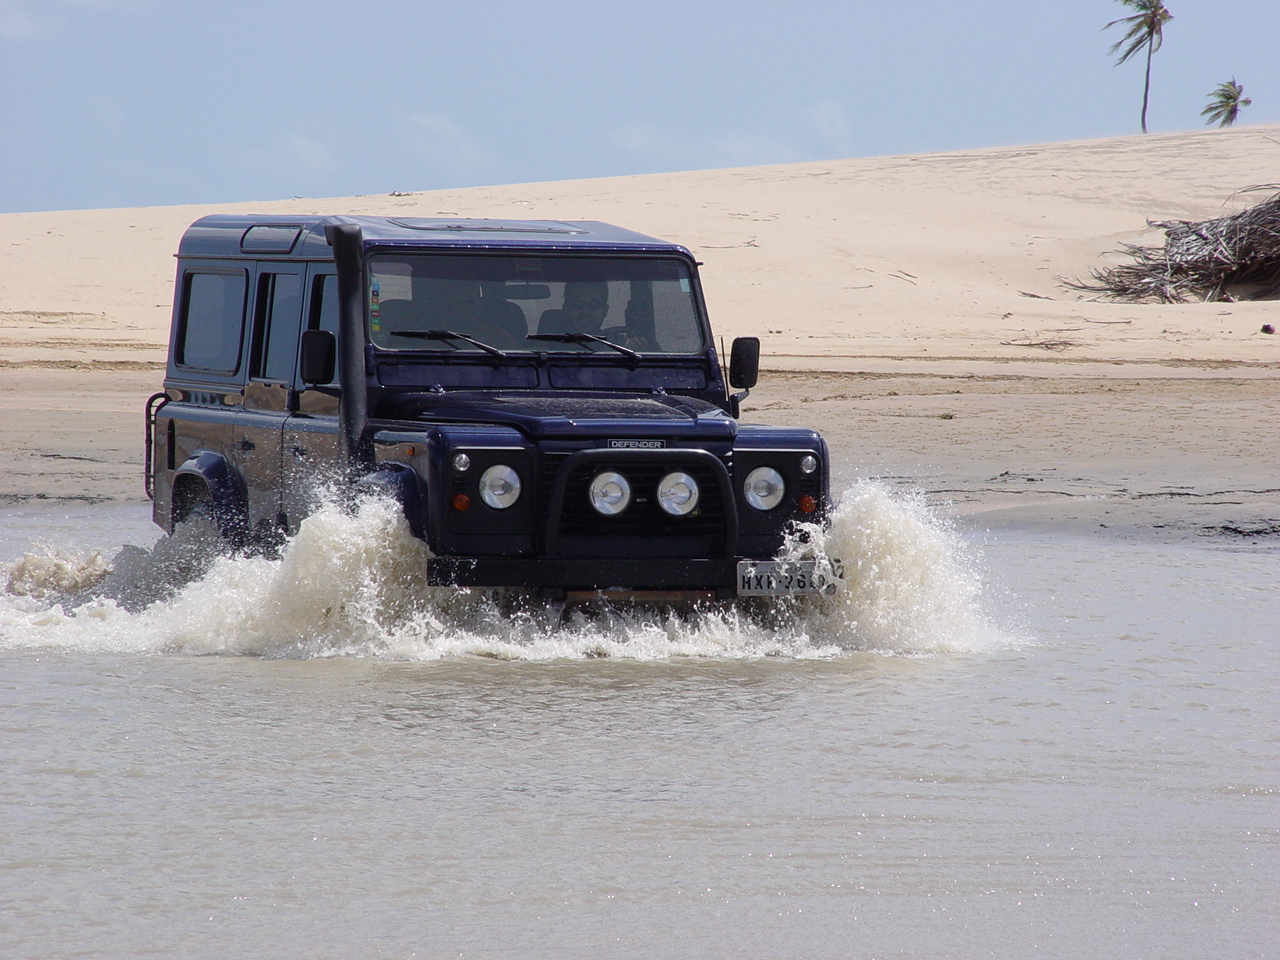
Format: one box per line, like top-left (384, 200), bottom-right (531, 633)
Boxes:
top-left (1202, 79), bottom-right (1252, 127)
top-left (1106, 0), bottom-right (1173, 133)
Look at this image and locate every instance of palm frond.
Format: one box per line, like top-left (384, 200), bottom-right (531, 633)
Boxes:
top-left (1105, 0), bottom-right (1171, 66)
top-left (1201, 79), bottom-right (1251, 128)
top-left (1069, 191), bottom-right (1280, 303)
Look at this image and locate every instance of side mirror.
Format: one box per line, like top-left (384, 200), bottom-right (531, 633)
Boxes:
top-left (728, 336), bottom-right (760, 389)
top-left (299, 329), bottom-right (336, 385)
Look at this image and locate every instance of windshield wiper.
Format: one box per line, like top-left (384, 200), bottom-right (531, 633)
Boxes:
top-left (526, 332), bottom-right (641, 361)
top-left (391, 329), bottom-right (509, 359)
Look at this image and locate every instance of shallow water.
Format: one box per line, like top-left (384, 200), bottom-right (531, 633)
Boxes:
top-left (1, 489), bottom-right (1276, 959)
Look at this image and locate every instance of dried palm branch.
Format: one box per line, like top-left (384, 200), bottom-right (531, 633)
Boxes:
top-left (1071, 189), bottom-right (1280, 302)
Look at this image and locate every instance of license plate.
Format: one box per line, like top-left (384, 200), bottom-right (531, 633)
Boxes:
top-left (736, 559), bottom-right (844, 596)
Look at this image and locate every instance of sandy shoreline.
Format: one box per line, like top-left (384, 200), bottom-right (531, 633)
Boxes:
top-left (2, 367), bottom-right (1274, 551)
top-left (1, 127), bottom-right (1277, 543)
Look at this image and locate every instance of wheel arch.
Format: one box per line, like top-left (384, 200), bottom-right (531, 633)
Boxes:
top-left (170, 451), bottom-right (249, 542)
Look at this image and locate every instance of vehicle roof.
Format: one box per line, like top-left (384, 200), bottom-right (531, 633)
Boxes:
top-left (177, 214), bottom-right (694, 261)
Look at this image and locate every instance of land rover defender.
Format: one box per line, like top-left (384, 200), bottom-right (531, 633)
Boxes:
top-left (146, 215), bottom-right (840, 600)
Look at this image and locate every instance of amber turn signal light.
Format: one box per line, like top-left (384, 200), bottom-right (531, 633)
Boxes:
top-left (452, 494), bottom-right (470, 511)
top-left (798, 494), bottom-right (817, 513)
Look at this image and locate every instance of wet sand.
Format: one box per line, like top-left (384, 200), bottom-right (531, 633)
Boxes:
top-left (3, 364), bottom-right (1275, 549)
top-left (751, 371), bottom-right (1279, 542)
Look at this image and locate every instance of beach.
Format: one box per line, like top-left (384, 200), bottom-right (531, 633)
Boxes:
top-left (3, 123), bottom-right (1278, 533)
top-left (3, 365), bottom-right (1276, 553)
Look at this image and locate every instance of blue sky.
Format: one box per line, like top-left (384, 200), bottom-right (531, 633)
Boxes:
top-left (1, 0), bottom-right (1276, 214)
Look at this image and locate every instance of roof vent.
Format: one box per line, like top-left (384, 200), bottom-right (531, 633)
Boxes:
top-left (240, 224), bottom-right (302, 253)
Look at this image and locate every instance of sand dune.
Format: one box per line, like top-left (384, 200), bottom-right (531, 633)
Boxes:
top-left (3, 125), bottom-right (1279, 374)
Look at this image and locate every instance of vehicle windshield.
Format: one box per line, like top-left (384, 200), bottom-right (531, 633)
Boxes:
top-left (368, 254), bottom-right (705, 355)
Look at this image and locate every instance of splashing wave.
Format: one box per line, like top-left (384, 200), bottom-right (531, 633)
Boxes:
top-left (0, 483), bottom-right (1007, 660)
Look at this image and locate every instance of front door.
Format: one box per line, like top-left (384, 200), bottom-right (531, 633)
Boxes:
top-left (231, 266), bottom-right (305, 538)
top-left (281, 268), bottom-right (341, 534)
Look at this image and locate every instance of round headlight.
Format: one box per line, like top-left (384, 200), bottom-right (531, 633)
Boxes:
top-left (656, 471), bottom-right (700, 516)
top-left (743, 466), bottom-right (786, 511)
top-left (478, 464), bottom-right (521, 509)
top-left (589, 471), bottom-right (632, 515)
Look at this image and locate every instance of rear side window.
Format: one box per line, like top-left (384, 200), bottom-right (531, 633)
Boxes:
top-left (177, 271), bottom-right (247, 372)
top-left (250, 272), bottom-right (303, 381)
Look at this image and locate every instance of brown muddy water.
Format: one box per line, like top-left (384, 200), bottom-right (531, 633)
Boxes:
top-left (1, 485), bottom-right (1275, 960)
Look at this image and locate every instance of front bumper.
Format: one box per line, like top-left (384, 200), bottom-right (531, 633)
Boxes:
top-left (428, 556), bottom-right (742, 594)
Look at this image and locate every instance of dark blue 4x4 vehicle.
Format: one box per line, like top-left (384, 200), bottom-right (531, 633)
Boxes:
top-left (146, 215), bottom-right (840, 601)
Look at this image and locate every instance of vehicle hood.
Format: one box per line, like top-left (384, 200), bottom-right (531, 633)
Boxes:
top-left (378, 391), bottom-right (737, 440)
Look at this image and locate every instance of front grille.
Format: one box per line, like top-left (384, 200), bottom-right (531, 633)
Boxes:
top-left (537, 452), bottom-right (567, 517)
top-left (539, 451), bottom-right (728, 541)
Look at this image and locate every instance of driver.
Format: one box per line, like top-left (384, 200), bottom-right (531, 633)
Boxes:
top-left (539, 281), bottom-right (610, 335)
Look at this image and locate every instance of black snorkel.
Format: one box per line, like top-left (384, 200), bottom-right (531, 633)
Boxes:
top-left (326, 222), bottom-right (374, 478)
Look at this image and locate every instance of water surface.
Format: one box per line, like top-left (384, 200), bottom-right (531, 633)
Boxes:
top-left (1, 490), bottom-right (1275, 959)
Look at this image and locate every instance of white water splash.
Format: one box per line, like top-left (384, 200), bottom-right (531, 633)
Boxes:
top-left (0, 483), bottom-right (1008, 660)
top-left (783, 484), bottom-right (1001, 654)
top-left (5, 547), bottom-right (111, 600)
